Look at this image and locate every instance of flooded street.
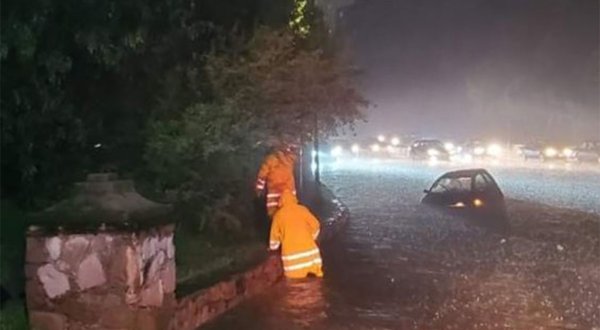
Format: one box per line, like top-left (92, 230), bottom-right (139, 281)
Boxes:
top-left (205, 162), bottom-right (600, 329)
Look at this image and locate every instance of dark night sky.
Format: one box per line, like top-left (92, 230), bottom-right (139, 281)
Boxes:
top-left (338, 0), bottom-right (599, 143)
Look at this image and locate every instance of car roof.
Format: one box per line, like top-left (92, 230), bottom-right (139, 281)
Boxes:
top-left (440, 168), bottom-right (490, 178)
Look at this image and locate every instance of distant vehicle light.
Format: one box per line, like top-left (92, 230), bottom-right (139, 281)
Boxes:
top-left (474, 146), bottom-right (485, 156)
top-left (444, 142), bottom-right (455, 152)
top-left (562, 148), bottom-right (574, 157)
top-left (386, 145), bottom-right (394, 152)
top-left (377, 135), bottom-right (386, 143)
top-left (391, 137), bottom-right (400, 146)
top-left (427, 148), bottom-right (440, 157)
top-left (351, 144), bottom-right (360, 154)
top-left (487, 143), bottom-right (503, 157)
top-left (331, 145), bottom-right (343, 157)
top-left (473, 198), bottom-right (484, 207)
top-left (450, 201), bottom-right (465, 208)
top-left (544, 147), bottom-right (558, 158)
top-left (427, 156), bottom-right (439, 166)
top-left (371, 144), bottom-right (381, 152)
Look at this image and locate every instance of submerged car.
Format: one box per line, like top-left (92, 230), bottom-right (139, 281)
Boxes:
top-left (409, 139), bottom-right (449, 161)
top-left (422, 169), bottom-right (507, 224)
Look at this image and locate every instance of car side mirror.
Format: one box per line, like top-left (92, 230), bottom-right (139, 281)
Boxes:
top-left (423, 189), bottom-right (430, 194)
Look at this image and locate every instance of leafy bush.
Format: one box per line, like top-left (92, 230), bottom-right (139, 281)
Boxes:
top-left (0, 300), bottom-right (28, 330)
top-left (0, 201), bottom-right (26, 301)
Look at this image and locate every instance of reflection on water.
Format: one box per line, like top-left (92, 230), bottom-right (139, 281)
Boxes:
top-left (203, 278), bottom-right (331, 330)
top-left (280, 279), bottom-right (327, 327)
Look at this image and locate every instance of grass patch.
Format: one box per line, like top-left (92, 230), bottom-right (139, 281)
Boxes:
top-left (0, 300), bottom-right (28, 330)
top-left (175, 230), bottom-right (268, 297)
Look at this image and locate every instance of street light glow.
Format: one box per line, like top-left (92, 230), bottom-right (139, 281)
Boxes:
top-left (391, 137), bottom-right (400, 146)
top-left (377, 135), bottom-right (386, 143)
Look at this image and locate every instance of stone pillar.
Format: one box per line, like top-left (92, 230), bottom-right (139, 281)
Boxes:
top-left (26, 173), bottom-right (175, 330)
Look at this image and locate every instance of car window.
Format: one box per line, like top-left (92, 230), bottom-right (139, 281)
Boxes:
top-left (431, 176), bottom-right (472, 193)
top-left (474, 174), bottom-right (488, 191)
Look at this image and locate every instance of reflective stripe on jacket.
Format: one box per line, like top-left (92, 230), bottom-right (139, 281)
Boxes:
top-left (270, 191), bottom-right (323, 279)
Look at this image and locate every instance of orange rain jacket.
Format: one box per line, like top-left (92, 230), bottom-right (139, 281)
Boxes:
top-left (269, 191), bottom-right (323, 279)
top-left (256, 151), bottom-right (297, 216)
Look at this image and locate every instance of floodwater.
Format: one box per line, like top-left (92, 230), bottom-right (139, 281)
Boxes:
top-left (204, 161), bottom-right (600, 329)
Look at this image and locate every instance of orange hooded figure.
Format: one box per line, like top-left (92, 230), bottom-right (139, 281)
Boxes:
top-left (256, 146), bottom-right (298, 217)
top-left (269, 190), bottom-right (323, 279)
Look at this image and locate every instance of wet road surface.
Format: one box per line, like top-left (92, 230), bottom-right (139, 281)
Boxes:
top-left (205, 161), bottom-right (600, 329)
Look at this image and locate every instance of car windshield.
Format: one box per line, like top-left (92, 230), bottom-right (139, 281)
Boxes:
top-left (431, 176), bottom-right (472, 193)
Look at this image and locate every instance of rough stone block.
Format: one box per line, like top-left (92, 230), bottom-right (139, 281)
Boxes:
top-left (160, 224), bottom-right (176, 237)
top-left (100, 305), bottom-right (135, 328)
top-left (26, 280), bottom-right (49, 310)
top-left (90, 234), bottom-right (110, 255)
top-left (141, 236), bottom-right (159, 262)
top-left (136, 310), bottom-right (159, 330)
top-left (106, 245), bottom-right (128, 286)
top-left (27, 237), bottom-right (49, 263)
top-left (146, 251), bottom-right (165, 283)
top-left (219, 281), bottom-right (236, 301)
top-left (29, 311), bottom-right (66, 330)
top-left (25, 264), bottom-right (39, 279)
top-left (62, 236), bottom-right (90, 269)
top-left (160, 262), bottom-right (176, 294)
top-left (126, 246), bottom-right (141, 288)
top-left (45, 237), bottom-right (62, 261)
top-left (139, 279), bottom-right (164, 307)
top-left (37, 264), bottom-right (70, 299)
top-left (76, 253), bottom-right (106, 290)
top-left (59, 294), bottom-right (100, 324)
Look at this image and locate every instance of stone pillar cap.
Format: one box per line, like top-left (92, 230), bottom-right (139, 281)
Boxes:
top-left (30, 173), bottom-right (171, 232)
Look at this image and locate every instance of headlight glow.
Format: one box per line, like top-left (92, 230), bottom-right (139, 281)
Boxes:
top-left (474, 146), bottom-right (485, 155)
top-left (351, 144), bottom-right (360, 154)
top-left (391, 137), bottom-right (400, 146)
top-left (444, 142), bottom-right (455, 152)
top-left (371, 144), bottom-right (381, 152)
top-left (331, 145), bottom-right (343, 157)
top-left (427, 148), bottom-right (440, 157)
top-left (487, 143), bottom-right (503, 157)
top-left (544, 147), bottom-right (558, 157)
top-left (377, 135), bottom-right (386, 143)
top-left (562, 148), bottom-right (574, 157)
top-left (450, 201), bottom-right (465, 208)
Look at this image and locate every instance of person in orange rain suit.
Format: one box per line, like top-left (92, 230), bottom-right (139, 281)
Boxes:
top-left (255, 145), bottom-right (298, 218)
top-left (269, 190), bottom-right (323, 279)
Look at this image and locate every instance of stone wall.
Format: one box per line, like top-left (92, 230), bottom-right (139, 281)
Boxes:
top-left (26, 224), bottom-right (176, 330)
top-left (169, 255), bottom-right (282, 330)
